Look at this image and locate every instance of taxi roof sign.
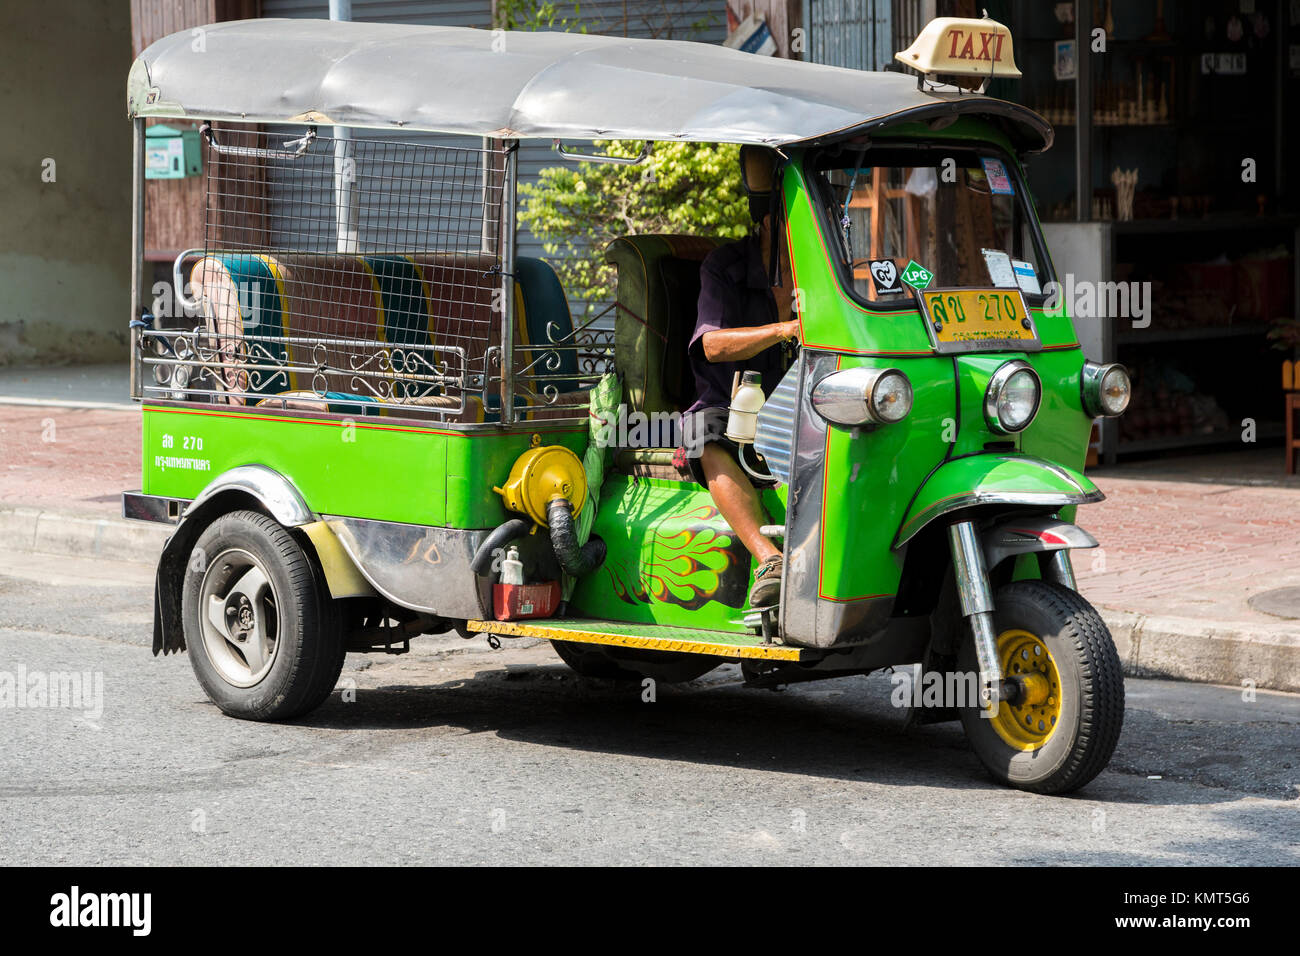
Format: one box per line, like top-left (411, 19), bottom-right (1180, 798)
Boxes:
top-left (895, 17), bottom-right (1021, 80)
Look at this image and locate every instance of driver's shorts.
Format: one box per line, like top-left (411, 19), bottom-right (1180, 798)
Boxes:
top-left (678, 406), bottom-right (776, 488)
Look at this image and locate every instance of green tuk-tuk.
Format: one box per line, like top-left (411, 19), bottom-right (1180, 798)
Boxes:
top-left (124, 15), bottom-right (1131, 794)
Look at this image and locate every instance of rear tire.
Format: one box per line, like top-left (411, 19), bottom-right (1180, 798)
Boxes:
top-left (181, 510), bottom-right (345, 721)
top-left (958, 580), bottom-right (1124, 795)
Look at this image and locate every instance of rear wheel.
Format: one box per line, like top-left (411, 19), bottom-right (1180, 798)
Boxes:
top-left (181, 510), bottom-right (344, 721)
top-left (551, 640), bottom-right (717, 683)
top-left (958, 580), bottom-right (1124, 795)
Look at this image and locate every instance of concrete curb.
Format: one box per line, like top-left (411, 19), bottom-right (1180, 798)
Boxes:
top-left (1101, 608), bottom-right (1300, 694)
top-left (0, 507), bottom-right (169, 565)
top-left (2, 505), bottom-right (1296, 693)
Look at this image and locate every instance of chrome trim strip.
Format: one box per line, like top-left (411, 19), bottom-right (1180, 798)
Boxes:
top-left (779, 351), bottom-right (834, 646)
top-left (893, 488), bottom-right (1106, 550)
top-left (184, 464), bottom-right (315, 527)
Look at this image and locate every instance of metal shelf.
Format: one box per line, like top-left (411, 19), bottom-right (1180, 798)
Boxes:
top-left (1111, 215), bottom-right (1298, 236)
top-left (1118, 423), bottom-right (1284, 455)
top-left (1115, 324), bottom-right (1270, 346)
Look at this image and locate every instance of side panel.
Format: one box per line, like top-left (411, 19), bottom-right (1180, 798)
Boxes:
top-left (141, 404), bottom-right (586, 528)
top-left (570, 475), bottom-right (785, 633)
top-left (1020, 348), bottom-right (1093, 476)
top-left (444, 426), bottom-right (586, 528)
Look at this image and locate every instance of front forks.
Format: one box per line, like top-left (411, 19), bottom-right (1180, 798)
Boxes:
top-left (947, 521), bottom-right (1003, 707)
top-left (947, 519), bottom-right (1079, 709)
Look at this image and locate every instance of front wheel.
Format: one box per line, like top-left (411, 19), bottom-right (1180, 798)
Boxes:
top-left (958, 580), bottom-right (1124, 795)
top-left (181, 510), bottom-right (345, 721)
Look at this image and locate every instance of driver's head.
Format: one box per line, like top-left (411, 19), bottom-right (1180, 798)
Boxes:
top-left (739, 145), bottom-right (778, 223)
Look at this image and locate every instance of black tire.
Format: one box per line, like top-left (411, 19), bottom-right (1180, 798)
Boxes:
top-left (181, 510), bottom-right (344, 721)
top-left (957, 580), bottom-right (1124, 795)
top-left (551, 640), bottom-right (717, 683)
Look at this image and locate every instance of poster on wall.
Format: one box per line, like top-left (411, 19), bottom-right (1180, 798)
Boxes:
top-left (1054, 40), bottom-right (1077, 81)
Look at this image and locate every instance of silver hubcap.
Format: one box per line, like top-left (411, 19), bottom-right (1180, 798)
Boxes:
top-left (198, 548), bottom-right (280, 687)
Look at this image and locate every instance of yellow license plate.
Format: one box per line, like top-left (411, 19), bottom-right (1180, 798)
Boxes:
top-left (919, 289), bottom-right (1039, 354)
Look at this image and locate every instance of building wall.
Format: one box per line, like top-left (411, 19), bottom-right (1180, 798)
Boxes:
top-left (0, 0), bottom-right (134, 365)
top-left (259, 0), bottom-right (725, 262)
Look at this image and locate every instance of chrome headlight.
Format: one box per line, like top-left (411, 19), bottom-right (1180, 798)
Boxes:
top-left (984, 361), bottom-right (1041, 434)
top-left (1081, 362), bottom-right (1131, 417)
top-left (812, 367), bottom-right (913, 426)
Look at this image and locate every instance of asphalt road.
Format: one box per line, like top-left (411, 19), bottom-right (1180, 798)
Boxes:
top-left (0, 550), bottom-right (1296, 866)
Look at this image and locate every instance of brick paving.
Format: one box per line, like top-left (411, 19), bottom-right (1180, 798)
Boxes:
top-left (1078, 476), bottom-right (1300, 629)
top-left (0, 406), bottom-right (140, 518)
top-left (2, 401), bottom-right (1299, 637)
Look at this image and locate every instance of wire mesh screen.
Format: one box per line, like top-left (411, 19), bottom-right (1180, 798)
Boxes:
top-left (142, 125), bottom-right (517, 421)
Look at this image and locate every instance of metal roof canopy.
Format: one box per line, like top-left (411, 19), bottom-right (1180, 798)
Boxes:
top-left (127, 18), bottom-right (1051, 152)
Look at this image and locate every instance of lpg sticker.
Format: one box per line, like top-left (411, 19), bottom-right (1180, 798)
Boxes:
top-left (900, 260), bottom-right (934, 291)
top-left (868, 258), bottom-right (903, 295)
top-left (1011, 259), bottom-right (1041, 295)
top-left (981, 157), bottom-right (1014, 195)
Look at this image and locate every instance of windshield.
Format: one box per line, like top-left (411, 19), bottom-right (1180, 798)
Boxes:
top-left (813, 147), bottom-right (1050, 307)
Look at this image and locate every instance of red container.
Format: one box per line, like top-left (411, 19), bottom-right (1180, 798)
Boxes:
top-left (493, 580), bottom-right (561, 621)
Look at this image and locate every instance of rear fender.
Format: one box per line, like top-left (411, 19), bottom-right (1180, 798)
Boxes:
top-left (151, 466), bottom-right (318, 656)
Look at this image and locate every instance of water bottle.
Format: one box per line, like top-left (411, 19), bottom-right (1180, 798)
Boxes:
top-left (500, 546), bottom-right (524, 585)
top-left (725, 370), bottom-right (765, 444)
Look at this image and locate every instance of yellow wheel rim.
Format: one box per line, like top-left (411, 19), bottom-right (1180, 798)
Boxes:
top-left (988, 629), bottom-right (1062, 751)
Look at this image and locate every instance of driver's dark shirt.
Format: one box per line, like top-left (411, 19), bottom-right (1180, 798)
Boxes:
top-left (684, 234), bottom-right (793, 416)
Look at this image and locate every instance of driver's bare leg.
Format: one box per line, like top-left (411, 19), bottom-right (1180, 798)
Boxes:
top-left (699, 442), bottom-right (779, 562)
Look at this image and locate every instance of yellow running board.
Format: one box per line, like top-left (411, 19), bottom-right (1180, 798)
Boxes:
top-left (465, 618), bottom-right (805, 661)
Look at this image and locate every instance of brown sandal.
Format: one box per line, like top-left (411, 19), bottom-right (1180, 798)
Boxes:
top-left (749, 555), bottom-right (783, 608)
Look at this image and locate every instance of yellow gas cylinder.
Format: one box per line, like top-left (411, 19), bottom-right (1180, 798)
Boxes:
top-left (493, 442), bottom-right (587, 526)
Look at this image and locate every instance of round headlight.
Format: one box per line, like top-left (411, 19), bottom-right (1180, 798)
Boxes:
top-left (812, 367), bottom-right (913, 426)
top-left (1081, 362), bottom-right (1131, 417)
top-left (871, 370), bottom-right (913, 424)
top-left (984, 361), bottom-right (1041, 435)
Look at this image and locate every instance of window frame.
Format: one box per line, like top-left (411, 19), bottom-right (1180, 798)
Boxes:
top-left (806, 141), bottom-right (1057, 314)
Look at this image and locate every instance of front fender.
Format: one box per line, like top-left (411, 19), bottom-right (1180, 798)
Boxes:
top-left (894, 454), bottom-right (1102, 549)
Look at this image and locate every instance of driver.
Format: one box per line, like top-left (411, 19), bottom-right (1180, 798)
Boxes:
top-left (679, 146), bottom-right (799, 608)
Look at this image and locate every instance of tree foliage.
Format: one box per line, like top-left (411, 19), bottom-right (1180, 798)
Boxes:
top-left (518, 140), bottom-right (751, 313)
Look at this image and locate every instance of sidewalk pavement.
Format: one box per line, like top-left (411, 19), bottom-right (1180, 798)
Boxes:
top-left (0, 377), bottom-right (1297, 691)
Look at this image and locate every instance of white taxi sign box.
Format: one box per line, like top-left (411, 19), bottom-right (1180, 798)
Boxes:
top-left (895, 17), bottom-right (1021, 80)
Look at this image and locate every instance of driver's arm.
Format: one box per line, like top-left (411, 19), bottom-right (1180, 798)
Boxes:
top-left (701, 320), bottom-right (800, 363)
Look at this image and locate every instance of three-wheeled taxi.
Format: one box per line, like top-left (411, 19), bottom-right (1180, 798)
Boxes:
top-left (124, 15), bottom-right (1131, 793)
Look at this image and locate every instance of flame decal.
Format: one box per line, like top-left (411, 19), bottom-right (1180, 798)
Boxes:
top-left (601, 503), bottom-right (751, 611)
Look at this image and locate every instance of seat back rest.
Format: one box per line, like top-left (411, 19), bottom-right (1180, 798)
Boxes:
top-left (191, 252), bottom-right (575, 424)
top-left (514, 256), bottom-right (579, 394)
top-left (605, 234), bottom-right (719, 417)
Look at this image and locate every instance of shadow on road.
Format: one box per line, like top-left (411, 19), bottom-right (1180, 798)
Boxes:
top-left (277, 658), bottom-right (1239, 807)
